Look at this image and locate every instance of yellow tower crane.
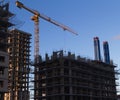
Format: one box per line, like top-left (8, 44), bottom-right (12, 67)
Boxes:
top-left (16, 1), bottom-right (78, 64)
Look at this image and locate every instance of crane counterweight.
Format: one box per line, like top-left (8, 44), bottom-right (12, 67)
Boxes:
top-left (16, 1), bottom-right (23, 8)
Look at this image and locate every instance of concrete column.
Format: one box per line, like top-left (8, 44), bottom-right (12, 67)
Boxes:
top-left (60, 68), bottom-right (64, 76)
top-left (0, 93), bottom-right (4, 100)
top-left (62, 96), bottom-right (65, 100)
top-left (69, 68), bottom-right (73, 100)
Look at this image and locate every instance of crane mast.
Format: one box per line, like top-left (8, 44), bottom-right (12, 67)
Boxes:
top-left (16, 1), bottom-right (78, 64)
top-left (31, 15), bottom-right (39, 63)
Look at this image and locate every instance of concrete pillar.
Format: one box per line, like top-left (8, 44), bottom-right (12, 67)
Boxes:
top-left (61, 96), bottom-right (65, 100)
top-left (69, 68), bottom-right (73, 100)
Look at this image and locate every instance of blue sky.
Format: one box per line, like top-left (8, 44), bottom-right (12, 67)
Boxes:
top-left (9, 0), bottom-right (120, 68)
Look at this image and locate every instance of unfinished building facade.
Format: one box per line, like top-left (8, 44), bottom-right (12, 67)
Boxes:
top-left (34, 51), bottom-right (117, 100)
top-left (0, 2), bottom-right (13, 100)
top-left (6, 29), bottom-right (31, 100)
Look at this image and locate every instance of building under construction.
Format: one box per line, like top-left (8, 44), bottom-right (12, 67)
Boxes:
top-left (0, 2), bottom-right (13, 100)
top-left (5, 29), bottom-right (31, 100)
top-left (0, 1), bottom-right (31, 100)
top-left (33, 51), bottom-right (117, 100)
top-left (0, 1), bottom-right (118, 100)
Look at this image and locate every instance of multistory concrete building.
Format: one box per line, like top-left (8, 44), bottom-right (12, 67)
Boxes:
top-left (0, 2), bottom-right (31, 100)
top-left (0, 51), bottom-right (9, 100)
top-left (5, 29), bottom-right (31, 100)
top-left (34, 51), bottom-right (117, 100)
top-left (0, 2), bottom-right (13, 100)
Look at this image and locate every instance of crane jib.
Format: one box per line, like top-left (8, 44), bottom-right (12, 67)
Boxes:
top-left (15, 1), bottom-right (78, 63)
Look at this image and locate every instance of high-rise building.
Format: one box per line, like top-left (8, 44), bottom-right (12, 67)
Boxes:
top-left (0, 2), bottom-right (14, 100)
top-left (103, 41), bottom-right (110, 64)
top-left (93, 37), bottom-right (101, 61)
top-left (6, 29), bottom-right (31, 100)
top-left (34, 51), bottom-right (117, 100)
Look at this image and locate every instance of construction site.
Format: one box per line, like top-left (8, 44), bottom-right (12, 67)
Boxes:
top-left (33, 50), bottom-right (117, 100)
top-left (6, 29), bottom-right (31, 100)
top-left (0, 1), bottom-right (31, 100)
top-left (0, 2), bottom-right (13, 100)
top-left (0, 1), bottom-right (119, 100)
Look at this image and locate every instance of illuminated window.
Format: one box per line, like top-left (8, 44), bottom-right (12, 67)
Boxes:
top-left (42, 93), bottom-right (46, 97)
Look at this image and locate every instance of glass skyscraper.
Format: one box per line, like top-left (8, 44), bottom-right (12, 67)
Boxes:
top-left (93, 37), bottom-right (101, 61)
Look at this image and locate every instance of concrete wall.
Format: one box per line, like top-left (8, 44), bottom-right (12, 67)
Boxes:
top-left (0, 51), bottom-right (9, 92)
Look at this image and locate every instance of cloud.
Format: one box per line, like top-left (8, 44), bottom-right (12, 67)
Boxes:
top-left (113, 35), bottom-right (120, 40)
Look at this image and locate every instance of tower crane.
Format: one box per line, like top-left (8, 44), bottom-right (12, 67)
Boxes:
top-left (15, 1), bottom-right (78, 64)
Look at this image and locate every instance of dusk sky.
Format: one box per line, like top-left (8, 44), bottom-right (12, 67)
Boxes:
top-left (9, 0), bottom-right (120, 86)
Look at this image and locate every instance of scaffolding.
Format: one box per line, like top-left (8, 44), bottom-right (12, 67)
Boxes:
top-left (33, 51), bottom-right (118, 100)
